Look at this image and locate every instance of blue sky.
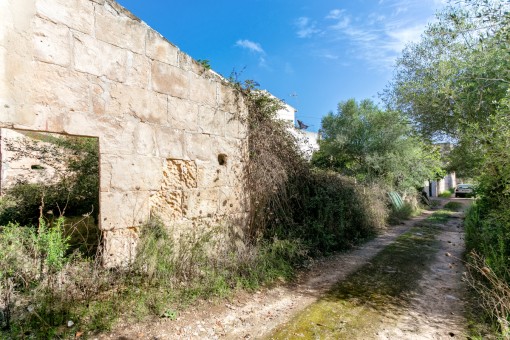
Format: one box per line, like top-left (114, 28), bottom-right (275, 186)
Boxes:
top-left (116, 0), bottom-right (447, 132)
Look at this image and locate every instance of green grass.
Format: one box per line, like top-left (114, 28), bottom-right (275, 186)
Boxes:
top-left (443, 201), bottom-right (463, 212)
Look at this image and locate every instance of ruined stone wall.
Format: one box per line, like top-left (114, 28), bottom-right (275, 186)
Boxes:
top-left (0, 0), bottom-right (250, 265)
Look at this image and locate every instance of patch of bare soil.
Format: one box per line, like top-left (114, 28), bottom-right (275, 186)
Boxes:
top-left (99, 200), bottom-right (470, 340)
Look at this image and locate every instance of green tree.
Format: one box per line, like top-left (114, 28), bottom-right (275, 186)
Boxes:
top-left (384, 0), bottom-right (510, 331)
top-left (312, 98), bottom-right (443, 193)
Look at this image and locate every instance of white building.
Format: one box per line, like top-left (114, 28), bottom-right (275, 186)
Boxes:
top-left (275, 101), bottom-right (319, 160)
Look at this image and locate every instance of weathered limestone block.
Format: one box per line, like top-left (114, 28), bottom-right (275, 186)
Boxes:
top-left (167, 95), bottom-right (198, 131)
top-left (218, 137), bottom-right (245, 165)
top-left (108, 155), bottom-right (163, 191)
top-left (28, 104), bottom-right (65, 132)
top-left (162, 159), bottom-right (197, 189)
top-left (99, 157), bottom-right (112, 192)
top-left (224, 111), bottom-right (248, 139)
top-left (219, 84), bottom-right (246, 114)
top-left (32, 17), bottom-right (71, 67)
top-left (184, 133), bottom-right (219, 162)
top-left (109, 83), bottom-right (168, 124)
top-left (150, 190), bottom-right (183, 221)
top-left (146, 29), bottom-right (178, 66)
top-left (89, 76), bottom-right (111, 116)
top-left (134, 122), bottom-right (156, 156)
top-left (196, 160), bottom-right (227, 188)
top-left (97, 116), bottom-right (137, 155)
top-left (95, 2), bottom-right (146, 55)
top-left (151, 61), bottom-right (189, 99)
top-left (102, 227), bottom-right (138, 267)
top-left (198, 106), bottom-right (225, 136)
top-left (73, 32), bottom-right (127, 82)
top-left (125, 51), bottom-right (150, 89)
top-left (182, 188), bottom-right (220, 219)
top-left (226, 156), bottom-right (248, 186)
top-left (100, 190), bottom-right (151, 230)
top-left (32, 61), bottom-right (89, 113)
top-left (149, 159), bottom-right (198, 224)
top-left (177, 51), bottom-right (193, 72)
top-left (154, 126), bottom-right (185, 159)
top-left (219, 187), bottom-right (249, 215)
top-left (36, 0), bottom-right (94, 34)
top-left (190, 74), bottom-right (217, 107)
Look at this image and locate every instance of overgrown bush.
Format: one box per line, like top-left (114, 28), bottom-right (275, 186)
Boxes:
top-left (231, 82), bottom-right (388, 255)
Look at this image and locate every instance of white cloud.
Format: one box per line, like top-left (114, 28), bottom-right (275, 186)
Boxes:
top-left (385, 24), bottom-right (425, 52)
top-left (326, 9), bottom-right (344, 20)
top-left (235, 39), bottom-right (265, 54)
top-left (322, 53), bottom-right (339, 60)
top-left (330, 16), bottom-right (351, 30)
top-left (295, 17), bottom-right (321, 38)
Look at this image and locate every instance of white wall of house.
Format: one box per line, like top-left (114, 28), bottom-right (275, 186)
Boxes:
top-left (275, 101), bottom-right (319, 159)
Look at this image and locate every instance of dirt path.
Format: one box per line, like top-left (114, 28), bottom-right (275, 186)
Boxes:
top-left (99, 199), bottom-right (470, 340)
top-left (377, 201), bottom-right (468, 339)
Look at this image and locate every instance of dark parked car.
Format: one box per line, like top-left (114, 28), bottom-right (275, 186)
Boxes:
top-left (455, 184), bottom-right (475, 198)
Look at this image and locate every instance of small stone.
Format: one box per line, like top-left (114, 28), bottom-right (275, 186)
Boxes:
top-left (67, 320), bottom-right (74, 327)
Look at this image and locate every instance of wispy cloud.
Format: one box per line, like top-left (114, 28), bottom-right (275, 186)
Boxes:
top-left (295, 0), bottom-right (443, 69)
top-left (295, 17), bottom-right (321, 38)
top-left (235, 39), bottom-right (265, 54)
top-left (326, 9), bottom-right (344, 20)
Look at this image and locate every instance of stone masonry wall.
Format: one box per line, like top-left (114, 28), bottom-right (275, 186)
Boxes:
top-left (0, 0), bottom-right (250, 265)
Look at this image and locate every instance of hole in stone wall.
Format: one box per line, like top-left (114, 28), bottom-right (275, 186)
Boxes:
top-left (0, 128), bottom-right (101, 257)
top-left (218, 153), bottom-right (228, 166)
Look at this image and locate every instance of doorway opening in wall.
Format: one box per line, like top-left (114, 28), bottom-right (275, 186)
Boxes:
top-left (0, 128), bottom-right (100, 257)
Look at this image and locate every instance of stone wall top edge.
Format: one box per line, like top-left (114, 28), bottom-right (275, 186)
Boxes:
top-left (100, 1), bottom-right (236, 86)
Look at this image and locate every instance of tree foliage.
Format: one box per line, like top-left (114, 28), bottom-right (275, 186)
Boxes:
top-left (385, 0), bottom-right (510, 142)
top-left (385, 0), bottom-right (510, 331)
top-left (312, 98), bottom-right (443, 193)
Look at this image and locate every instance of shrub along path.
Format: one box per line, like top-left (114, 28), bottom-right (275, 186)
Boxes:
top-left (100, 199), bottom-right (472, 339)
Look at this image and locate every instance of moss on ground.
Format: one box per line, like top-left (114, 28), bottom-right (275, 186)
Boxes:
top-left (269, 216), bottom-right (446, 339)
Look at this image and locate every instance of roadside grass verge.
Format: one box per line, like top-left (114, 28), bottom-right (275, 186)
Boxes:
top-left (463, 201), bottom-right (510, 336)
top-left (269, 215), bottom-right (447, 339)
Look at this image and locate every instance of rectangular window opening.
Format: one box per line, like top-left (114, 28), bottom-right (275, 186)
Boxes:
top-left (0, 128), bottom-right (101, 257)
